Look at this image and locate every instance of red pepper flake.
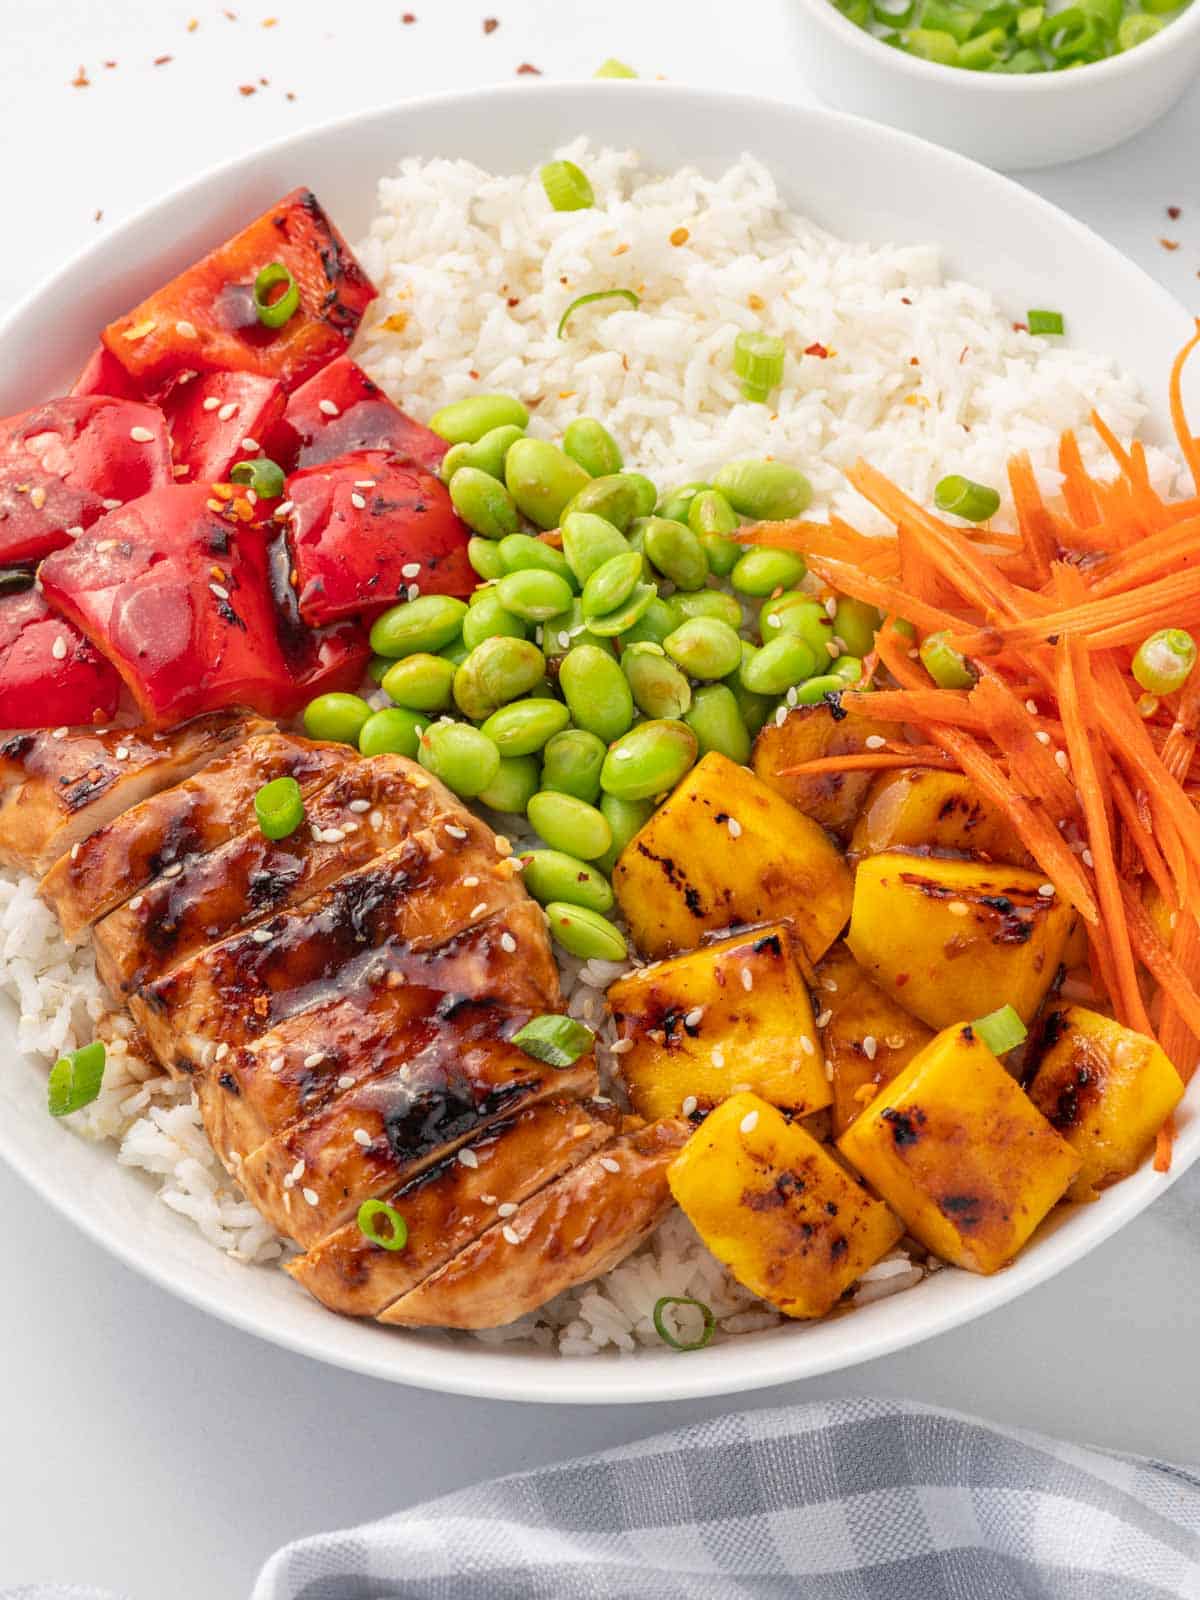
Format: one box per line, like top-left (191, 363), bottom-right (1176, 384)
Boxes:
top-left (900, 296), bottom-right (912, 305)
top-left (909, 356), bottom-right (919, 366)
top-left (285, 90), bottom-right (297, 100)
top-left (1168, 205), bottom-right (1182, 220)
top-left (223, 8), bottom-right (238, 18)
top-left (103, 59), bottom-right (118, 68)
top-left (1160, 237), bottom-right (1181, 251)
top-left (402, 11), bottom-right (417, 20)
top-left (1012, 320), bottom-right (1028, 333)
top-left (259, 75), bottom-right (270, 85)
top-left (484, 16), bottom-right (499, 31)
top-left (669, 227), bottom-right (690, 247)
top-left (238, 83), bottom-right (257, 95)
top-left (516, 61), bottom-right (542, 73)
top-left (468, 369), bottom-right (481, 380)
top-left (71, 64), bottom-right (91, 88)
top-left (94, 209), bottom-right (104, 223)
top-left (804, 341), bottom-right (830, 359)
top-left (154, 54), bottom-right (173, 65)
top-left (507, 296), bottom-right (520, 307)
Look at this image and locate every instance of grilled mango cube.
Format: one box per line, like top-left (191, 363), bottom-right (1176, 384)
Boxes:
top-left (1027, 1005), bottom-right (1184, 1202)
top-left (609, 924), bottom-right (829, 1121)
top-left (753, 704), bottom-right (894, 837)
top-left (847, 852), bottom-right (1074, 1030)
top-left (669, 1092), bottom-right (904, 1318)
top-left (839, 1023), bottom-right (1081, 1273)
top-left (613, 751), bottom-right (852, 962)
top-left (850, 768), bottom-right (1031, 865)
top-left (814, 943), bottom-right (933, 1135)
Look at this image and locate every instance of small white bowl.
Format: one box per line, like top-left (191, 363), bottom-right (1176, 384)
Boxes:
top-left (791, 0), bottom-right (1200, 168)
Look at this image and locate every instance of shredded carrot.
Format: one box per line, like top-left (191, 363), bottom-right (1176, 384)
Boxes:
top-left (1058, 430), bottom-right (1101, 528)
top-left (776, 748), bottom-right (955, 778)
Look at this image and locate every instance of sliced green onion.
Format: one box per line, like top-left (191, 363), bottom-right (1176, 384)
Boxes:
top-left (1118, 11), bottom-right (1164, 44)
top-left (1016, 4), bottom-right (1045, 37)
top-left (959, 24), bottom-right (1009, 63)
top-left (934, 474), bottom-right (1001, 522)
top-left (230, 457), bottom-right (286, 498)
top-left (512, 1013), bottom-right (596, 1068)
top-left (557, 288), bottom-right (640, 340)
top-left (1077, 0), bottom-right (1122, 30)
top-left (733, 332), bottom-right (786, 403)
top-left (1132, 628), bottom-right (1197, 695)
top-left (920, 0), bottom-right (983, 39)
top-left (903, 27), bottom-right (962, 59)
top-left (919, 630), bottom-right (976, 689)
top-left (990, 45), bottom-right (1048, 68)
top-left (253, 262), bottom-right (300, 329)
top-left (972, 1003), bottom-right (1028, 1055)
top-left (594, 57), bottom-right (637, 76)
top-left (540, 160), bottom-right (595, 213)
top-left (836, 0), bottom-right (873, 24)
top-left (1026, 308), bottom-right (1065, 336)
top-left (653, 1295), bottom-right (716, 1352)
top-left (48, 1041), bottom-right (106, 1118)
top-left (254, 775), bottom-right (305, 840)
top-left (874, 0), bottom-right (919, 24)
top-left (357, 1199), bottom-right (409, 1252)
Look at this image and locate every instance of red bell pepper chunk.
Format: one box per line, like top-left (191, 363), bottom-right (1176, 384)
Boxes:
top-left (39, 484), bottom-right (304, 727)
top-left (70, 345), bottom-right (145, 401)
top-left (269, 356), bottom-right (447, 474)
top-left (0, 588), bottom-right (121, 730)
top-left (261, 525), bottom-right (372, 701)
top-left (163, 371), bottom-right (286, 486)
top-left (285, 451), bottom-right (473, 627)
top-left (101, 188), bottom-right (377, 395)
top-left (0, 396), bottom-right (173, 566)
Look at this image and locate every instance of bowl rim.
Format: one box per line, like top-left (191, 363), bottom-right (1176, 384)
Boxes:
top-left (791, 0), bottom-right (1200, 93)
top-left (1, 78), bottom-right (1197, 1404)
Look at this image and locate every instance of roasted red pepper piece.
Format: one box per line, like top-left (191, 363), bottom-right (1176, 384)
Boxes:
top-left (101, 189), bottom-right (377, 395)
top-left (269, 356), bottom-right (447, 473)
top-left (0, 588), bottom-right (121, 729)
top-left (70, 345), bottom-right (145, 401)
top-left (39, 485), bottom-right (304, 726)
top-left (262, 526), bottom-right (371, 700)
top-left (0, 396), bottom-right (173, 566)
top-left (285, 451), bottom-right (473, 626)
top-left (164, 371), bottom-right (287, 485)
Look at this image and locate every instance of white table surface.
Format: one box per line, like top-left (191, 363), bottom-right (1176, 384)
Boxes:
top-left (3, 3), bottom-right (1200, 1595)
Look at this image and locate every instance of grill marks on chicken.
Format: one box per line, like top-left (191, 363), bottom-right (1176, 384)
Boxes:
top-left (18, 720), bottom-right (685, 1331)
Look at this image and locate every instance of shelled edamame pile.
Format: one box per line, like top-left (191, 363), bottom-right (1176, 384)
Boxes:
top-left (301, 392), bottom-right (882, 964)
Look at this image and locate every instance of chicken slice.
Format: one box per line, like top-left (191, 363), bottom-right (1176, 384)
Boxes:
top-left (289, 1097), bottom-right (621, 1317)
top-left (380, 1118), bottom-right (690, 1329)
top-left (40, 725), bottom-right (351, 937)
top-left (236, 1036), bottom-right (598, 1247)
top-left (0, 711), bottom-right (248, 877)
top-left (91, 755), bottom-right (460, 997)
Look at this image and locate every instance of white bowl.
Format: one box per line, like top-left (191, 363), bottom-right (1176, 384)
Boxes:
top-left (790, 0), bottom-right (1200, 169)
top-left (1, 82), bottom-right (1197, 1404)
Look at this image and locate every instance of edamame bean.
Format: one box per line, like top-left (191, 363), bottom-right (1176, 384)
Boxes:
top-left (518, 850), bottom-right (614, 914)
top-left (714, 459), bottom-right (813, 520)
top-left (620, 596), bottom-right (682, 648)
top-left (441, 424), bottom-right (525, 484)
top-left (643, 517), bottom-right (709, 591)
top-left (540, 728), bottom-right (607, 802)
top-left (542, 601), bottom-right (617, 660)
top-left (622, 473), bottom-right (658, 519)
top-left (594, 793), bottom-right (653, 874)
top-left (454, 636), bottom-right (546, 721)
top-left (368, 654), bottom-right (391, 684)
top-left (438, 639), bottom-right (471, 667)
top-left (468, 536), bottom-right (506, 581)
top-left (724, 667), bottom-right (774, 738)
top-left (480, 698), bottom-right (571, 756)
top-left (673, 590), bottom-right (744, 629)
top-left (562, 474), bottom-right (642, 533)
top-left (585, 582), bottom-right (657, 638)
top-left (664, 617), bottom-right (744, 680)
top-left (559, 644), bottom-right (635, 742)
top-left (357, 706), bottom-right (429, 758)
top-left (759, 594), bottom-right (831, 658)
top-left (496, 568), bottom-right (574, 621)
top-left (380, 652), bottom-right (456, 712)
top-left (449, 466), bottom-right (520, 540)
top-left (476, 754), bottom-right (541, 815)
top-left (832, 655), bottom-right (866, 686)
top-left (581, 550), bottom-right (644, 619)
top-left (303, 692), bottom-right (372, 745)
top-left (417, 719), bottom-right (501, 797)
top-left (688, 488), bottom-right (739, 537)
top-left (832, 597), bottom-right (881, 657)
top-left (505, 438), bottom-right (590, 530)
top-left (369, 594), bottom-right (468, 659)
top-left (741, 634), bottom-right (818, 695)
top-left (656, 481), bottom-right (709, 524)
top-left (461, 590), bottom-right (527, 650)
top-left (600, 719), bottom-right (699, 801)
top-left (563, 417), bottom-right (623, 477)
top-left (561, 511), bottom-right (632, 585)
top-left (730, 546), bottom-right (807, 596)
top-left (430, 393), bottom-right (529, 445)
top-left (685, 683), bottom-right (751, 764)
top-left (701, 532), bottom-right (742, 578)
top-left (792, 673), bottom-right (847, 705)
top-left (527, 791), bottom-right (613, 861)
top-left (623, 643), bottom-right (693, 719)
top-left (543, 902), bottom-right (628, 962)
top-left (497, 533), bottom-right (575, 584)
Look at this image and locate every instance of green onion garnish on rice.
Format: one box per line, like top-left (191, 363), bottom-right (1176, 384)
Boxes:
top-left (933, 474), bottom-right (1001, 523)
top-left (540, 160), bottom-right (595, 213)
top-left (557, 288), bottom-right (641, 340)
top-left (47, 1041), bottom-right (106, 1118)
top-left (733, 332), bottom-right (786, 403)
top-left (653, 1295), bottom-right (717, 1351)
top-left (1027, 309), bottom-right (1065, 336)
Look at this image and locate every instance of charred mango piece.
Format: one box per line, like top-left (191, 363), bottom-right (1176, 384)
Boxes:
top-left (1026, 1006), bottom-right (1183, 1202)
top-left (669, 1092), bottom-right (904, 1318)
top-left (753, 704), bottom-right (894, 837)
top-left (839, 1024), bottom-right (1081, 1273)
top-left (813, 943), bottom-right (933, 1135)
top-left (613, 751), bottom-right (852, 962)
top-left (850, 767), bottom-right (1031, 865)
top-left (609, 924), bottom-right (828, 1121)
top-left (847, 852), bottom-right (1074, 1030)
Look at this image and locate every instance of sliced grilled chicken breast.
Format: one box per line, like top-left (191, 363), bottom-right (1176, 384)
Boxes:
top-left (0, 712), bottom-right (248, 877)
top-left (41, 724), bottom-right (350, 937)
top-left (380, 1118), bottom-right (690, 1329)
top-left (289, 1098), bottom-right (621, 1317)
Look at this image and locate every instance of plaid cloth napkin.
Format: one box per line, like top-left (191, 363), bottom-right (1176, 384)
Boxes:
top-left (8, 1397), bottom-right (1200, 1599)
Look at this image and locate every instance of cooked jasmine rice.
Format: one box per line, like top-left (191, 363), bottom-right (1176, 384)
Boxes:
top-left (0, 144), bottom-right (1175, 1354)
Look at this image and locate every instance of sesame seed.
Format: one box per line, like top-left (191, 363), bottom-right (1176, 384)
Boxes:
top-left (1054, 749), bottom-right (1069, 771)
top-left (712, 1046), bottom-right (726, 1068)
top-left (173, 465), bottom-right (191, 478)
top-left (303, 1051), bottom-right (325, 1068)
top-left (865, 735), bottom-right (887, 750)
top-left (684, 1006), bottom-right (704, 1028)
top-left (500, 932), bottom-right (517, 954)
top-left (350, 492), bottom-right (366, 510)
top-left (502, 1225), bottom-right (522, 1245)
top-left (775, 706), bottom-right (787, 727)
top-left (457, 1147), bottom-right (479, 1169)
top-left (740, 967), bottom-right (753, 991)
top-left (70, 843), bottom-right (81, 861)
top-left (825, 597), bottom-right (838, 618)
top-left (494, 835), bottom-right (512, 858)
top-left (241, 437), bottom-right (259, 452)
top-left (401, 562), bottom-right (421, 578)
top-left (740, 1109), bottom-right (759, 1134)
top-left (114, 745), bottom-right (130, 762)
top-left (318, 399), bottom-right (340, 417)
top-left (175, 320), bottom-right (198, 339)
top-left (599, 1156), bottom-right (620, 1174)
top-left (407, 584), bottom-right (420, 601)
top-left (785, 686), bottom-right (798, 706)
top-left (268, 1057), bottom-right (285, 1075)
top-left (681, 1095), bottom-right (698, 1116)
top-left (302, 1187), bottom-right (319, 1207)
top-left (470, 901), bottom-right (488, 919)
top-left (816, 1009), bottom-right (832, 1028)
top-left (348, 798), bottom-right (370, 813)
top-left (209, 582), bottom-right (230, 601)
top-left (51, 636), bottom-right (67, 661)
top-left (353, 1128), bottom-right (372, 1147)
top-left (822, 977), bottom-right (839, 992)
top-left (609, 1038), bottom-right (634, 1055)
top-left (463, 875), bottom-right (480, 888)
top-left (369, 809), bottom-right (383, 828)
top-left (727, 817), bottom-right (742, 838)
top-left (767, 615), bottom-right (782, 629)
top-left (1082, 848), bottom-right (1094, 867)
top-left (129, 426), bottom-right (156, 443)
top-left (354, 479), bottom-right (377, 490)
top-left (128, 895), bottom-right (143, 911)
top-left (217, 402), bottom-right (238, 422)
top-left (445, 824), bottom-right (468, 840)
top-left (276, 500), bottom-right (294, 517)
top-left (1035, 730), bottom-right (1051, 746)
top-left (479, 1194), bottom-right (497, 1206)
top-left (123, 319), bottom-right (157, 341)
top-left (498, 1202), bottom-right (518, 1217)
top-left (336, 1074), bottom-right (355, 1090)
top-left (52, 726), bottom-right (68, 739)
top-left (1025, 699), bottom-right (1038, 714)
top-left (202, 396), bottom-right (221, 412)
top-left (101, 498), bottom-right (121, 510)
top-left (290, 1160), bottom-right (306, 1181)
top-left (557, 631), bottom-right (571, 649)
top-left (250, 928), bottom-right (273, 944)
top-left (30, 486), bottom-right (47, 510)
top-left (863, 1035), bottom-right (878, 1061)
top-left (948, 899), bottom-right (969, 916)
top-left (826, 640), bottom-right (842, 659)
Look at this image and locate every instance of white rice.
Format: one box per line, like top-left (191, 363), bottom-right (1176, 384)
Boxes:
top-left (1, 144), bottom-right (1178, 1353)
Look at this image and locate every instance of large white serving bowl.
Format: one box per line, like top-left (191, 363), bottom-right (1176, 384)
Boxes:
top-left (1, 82), bottom-right (1196, 1405)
